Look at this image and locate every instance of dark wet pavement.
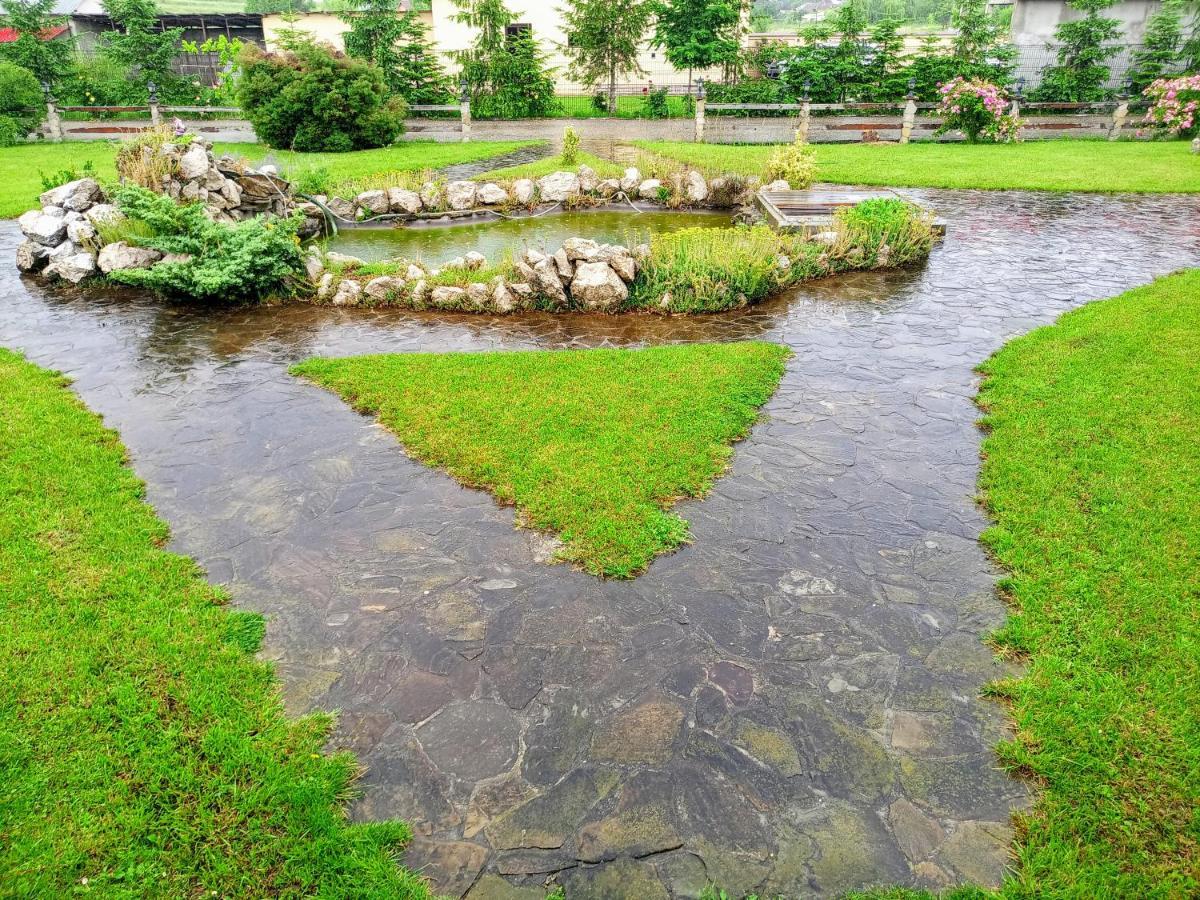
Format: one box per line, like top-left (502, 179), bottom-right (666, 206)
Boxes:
top-left (3, 190), bottom-right (1198, 899)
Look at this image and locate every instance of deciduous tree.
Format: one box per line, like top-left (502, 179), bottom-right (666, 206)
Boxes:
top-left (559, 0), bottom-right (654, 113)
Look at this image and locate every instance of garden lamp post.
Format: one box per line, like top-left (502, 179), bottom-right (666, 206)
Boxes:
top-left (458, 75), bottom-right (472, 143)
top-left (147, 80), bottom-right (161, 126)
top-left (905, 77), bottom-right (916, 101)
top-left (802, 79), bottom-right (812, 102)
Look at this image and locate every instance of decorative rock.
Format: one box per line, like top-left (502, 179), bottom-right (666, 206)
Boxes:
top-left (39, 177), bottom-right (102, 211)
top-left (97, 241), bottom-right (163, 273)
top-left (577, 164), bottom-right (599, 193)
top-left (325, 196), bottom-right (356, 220)
top-left (160, 252), bottom-right (193, 266)
top-left (446, 180), bottom-right (478, 211)
top-left (356, 189), bottom-right (389, 215)
top-left (42, 206), bottom-right (65, 218)
top-left (514, 258), bottom-right (538, 286)
top-left (595, 179), bottom-right (620, 198)
top-left (303, 249), bottom-right (325, 282)
top-left (431, 285), bottom-right (467, 308)
top-left (20, 211), bottom-right (67, 247)
top-left (492, 279), bottom-right (516, 313)
top-left (317, 272), bottom-right (336, 301)
top-left (325, 251), bottom-right (366, 268)
top-left (178, 143), bottom-right (211, 181)
top-left (258, 163), bottom-right (278, 176)
top-left (532, 258), bottom-right (568, 305)
top-left (466, 281), bottom-right (491, 308)
top-left (476, 182), bottom-right (509, 205)
top-left (571, 260), bottom-right (628, 310)
top-left (444, 255), bottom-right (467, 271)
top-left (47, 239), bottom-right (78, 262)
top-left (620, 167), bottom-right (642, 193)
top-left (552, 247), bottom-right (574, 281)
top-left (765, 178), bottom-right (791, 192)
top-left (638, 179), bottom-right (664, 200)
top-left (419, 181), bottom-right (444, 209)
top-left (15, 240), bottom-right (49, 273)
top-left (508, 282), bottom-right (533, 299)
top-left (410, 278), bottom-right (428, 305)
top-left (405, 263), bottom-right (426, 281)
top-left (684, 170), bottom-right (709, 203)
top-left (45, 251), bottom-right (97, 284)
top-left (598, 245), bottom-right (637, 283)
top-left (388, 188), bottom-right (423, 215)
top-left (562, 237), bottom-right (600, 261)
top-left (464, 251), bottom-right (487, 270)
top-left (536, 171), bottom-right (580, 202)
top-left (331, 279), bottom-right (362, 306)
top-left (204, 168), bottom-right (227, 192)
top-left (512, 178), bottom-right (536, 205)
top-left (364, 276), bottom-right (404, 302)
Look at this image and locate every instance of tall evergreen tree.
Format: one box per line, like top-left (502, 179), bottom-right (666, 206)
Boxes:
top-left (949, 0), bottom-right (1014, 82)
top-left (341, 2), bottom-right (448, 103)
top-left (1033, 0), bottom-right (1123, 101)
top-left (452, 0), bottom-right (557, 117)
top-left (651, 0), bottom-right (742, 90)
top-left (1128, 0), bottom-right (1183, 92)
top-left (0, 0), bottom-right (74, 84)
top-left (559, 0), bottom-right (654, 112)
top-left (99, 0), bottom-right (184, 98)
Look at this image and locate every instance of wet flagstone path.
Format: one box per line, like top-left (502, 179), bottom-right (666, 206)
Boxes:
top-left (3, 190), bottom-right (1199, 898)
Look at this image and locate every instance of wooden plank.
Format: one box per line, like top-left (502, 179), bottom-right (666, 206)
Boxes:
top-left (409, 104), bottom-right (460, 112)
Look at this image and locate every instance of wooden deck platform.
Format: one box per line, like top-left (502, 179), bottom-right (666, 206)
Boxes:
top-left (757, 186), bottom-right (946, 236)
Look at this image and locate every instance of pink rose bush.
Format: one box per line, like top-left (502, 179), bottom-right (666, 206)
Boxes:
top-left (934, 77), bottom-right (1022, 144)
top-left (1142, 75), bottom-right (1200, 138)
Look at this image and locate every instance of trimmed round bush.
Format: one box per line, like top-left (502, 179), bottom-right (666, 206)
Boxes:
top-left (0, 61), bottom-right (43, 146)
top-left (239, 43), bottom-right (406, 152)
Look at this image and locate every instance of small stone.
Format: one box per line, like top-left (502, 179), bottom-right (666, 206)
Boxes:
top-left (364, 276), bottom-right (404, 302)
top-left (331, 279), bottom-right (362, 306)
top-left (570, 261), bottom-right (627, 310)
top-left (532, 258), bottom-right (568, 305)
top-left (258, 163), bottom-right (278, 176)
top-left (430, 285), bottom-right (468, 308)
top-left (66, 220), bottom-right (97, 247)
top-left (595, 178), bottom-right (620, 198)
top-left (15, 240), bottom-right (49, 273)
top-left (445, 180), bottom-right (478, 210)
top-left (388, 187), bottom-right (423, 215)
top-left (84, 204), bottom-right (124, 228)
top-left (19, 211), bottom-right (66, 247)
top-left (638, 178), bottom-right (664, 200)
top-left (404, 263), bottom-right (425, 281)
top-left (177, 143), bottom-right (210, 181)
top-left (419, 181), bottom-right (443, 209)
top-left (45, 251), bottom-right (98, 284)
top-left (536, 171), bottom-right (580, 202)
top-left (39, 177), bottom-right (102, 211)
top-left (317, 272), bottom-right (336, 300)
top-left (303, 250), bottom-right (324, 282)
top-left (466, 281), bottom-right (490, 308)
top-left (620, 167), bottom-right (642, 193)
top-left (765, 178), bottom-right (791, 192)
top-left (684, 170), bottom-right (709, 203)
top-left (577, 163), bottom-right (599, 192)
top-left (355, 189), bottom-right (389, 215)
top-left (476, 182), bottom-right (509, 205)
top-left (492, 279), bottom-right (517, 313)
top-left (464, 250), bottom-right (487, 270)
top-left (512, 178), bottom-right (536, 205)
top-left (97, 241), bottom-right (163, 273)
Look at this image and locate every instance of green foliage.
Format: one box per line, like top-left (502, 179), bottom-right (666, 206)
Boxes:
top-left (453, 0), bottom-right (558, 118)
top-left (239, 42), bottom-right (406, 152)
top-left (106, 184), bottom-right (305, 301)
top-left (1128, 0), bottom-right (1185, 93)
top-left (0, 348), bottom-right (432, 897)
top-left (341, 2), bottom-right (449, 104)
top-left (975, 269), bottom-right (1200, 895)
top-left (57, 51), bottom-right (143, 107)
top-left (643, 86), bottom-right (671, 118)
top-left (293, 343), bottom-right (791, 577)
top-left (1032, 0), bottom-right (1123, 102)
top-left (38, 158), bottom-right (95, 193)
top-left (0, 60), bottom-right (41, 145)
top-left (0, 0), bottom-right (74, 83)
top-left (559, 0), bottom-right (654, 111)
top-left (99, 0), bottom-right (185, 101)
top-left (764, 134), bottom-right (816, 187)
top-left (651, 0), bottom-right (743, 78)
top-left (244, 0), bottom-right (310, 11)
top-left (835, 197), bottom-right (936, 265)
top-left (559, 124), bottom-right (580, 165)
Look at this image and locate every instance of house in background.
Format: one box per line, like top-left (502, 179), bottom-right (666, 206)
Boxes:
top-left (1010, 0), bottom-right (1171, 45)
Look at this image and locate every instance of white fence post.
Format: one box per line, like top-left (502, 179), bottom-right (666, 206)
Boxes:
top-left (797, 80), bottom-right (812, 143)
top-left (42, 82), bottom-right (64, 142)
top-left (459, 76), bottom-right (472, 143)
top-left (147, 81), bottom-right (162, 127)
top-left (900, 78), bottom-right (917, 144)
top-left (694, 77), bottom-right (706, 143)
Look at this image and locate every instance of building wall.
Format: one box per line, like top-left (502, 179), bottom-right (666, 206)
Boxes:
top-left (263, 10), bottom-right (434, 54)
top-left (1010, 0), bottom-right (1162, 45)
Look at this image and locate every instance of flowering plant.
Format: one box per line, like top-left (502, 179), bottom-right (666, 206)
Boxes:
top-left (934, 77), bottom-right (1022, 143)
top-left (1142, 75), bottom-right (1200, 138)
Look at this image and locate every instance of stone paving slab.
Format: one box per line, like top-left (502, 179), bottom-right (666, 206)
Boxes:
top-left (2, 189), bottom-right (1198, 897)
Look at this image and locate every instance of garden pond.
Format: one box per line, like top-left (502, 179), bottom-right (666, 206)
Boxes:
top-left (324, 208), bottom-right (733, 266)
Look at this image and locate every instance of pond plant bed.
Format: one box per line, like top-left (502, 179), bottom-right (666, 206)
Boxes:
top-left (12, 130), bottom-right (939, 313)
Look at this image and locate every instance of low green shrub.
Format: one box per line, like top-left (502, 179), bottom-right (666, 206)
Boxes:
top-left (0, 61), bottom-right (43, 147)
top-left (644, 87), bottom-right (671, 119)
top-left (106, 185), bottom-right (306, 301)
top-left (560, 125), bottom-right (580, 166)
top-left (39, 160), bottom-right (98, 194)
top-left (765, 135), bottom-right (817, 188)
top-left (836, 197), bottom-right (936, 267)
top-left (239, 43), bottom-right (406, 152)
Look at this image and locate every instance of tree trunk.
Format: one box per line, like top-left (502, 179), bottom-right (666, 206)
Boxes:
top-left (609, 61), bottom-right (617, 116)
top-left (688, 66), bottom-right (693, 95)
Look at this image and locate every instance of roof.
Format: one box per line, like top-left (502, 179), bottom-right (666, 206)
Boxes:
top-left (0, 24), bottom-right (69, 42)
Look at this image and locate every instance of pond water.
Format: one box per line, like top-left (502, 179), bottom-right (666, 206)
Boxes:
top-left (324, 208), bottom-right (733, 266)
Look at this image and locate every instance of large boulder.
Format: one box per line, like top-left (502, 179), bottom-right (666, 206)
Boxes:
top-left (356, 189), bottom-right (389, 216)
top-left (331, 279), bottom-right (363, 306)
top-left (571, 261), bottom-right (628, 310)
top-left (39, 178), bottom-right (102, 212)
top-left (492, 279), bottom-right (516, 313)
top-left (577, 164), bottom-right (600, 193)
top-left (536, 171), bottom-right (580, 202)
top-left (638, 179), bottom-right (664, 200)
top-left (45, 251), bottom-right (98, 284)
top-left (476, 182), bottom-right (509, 205)
top-left (388, 188), bottom-right (423, 215)
top-left (19, 210), bottom-right (67, 247)
top-left (445, 180), bottom-right (478, 211)
top-left (562, 237), bottom-right (600, 262)
top-left (15, 240), bottom-right (50, 273)
top-left (325, 196), bottom-right (356, 220)
top-left (512, 178), bottom-right (536, 205)
top-left (532, 258), bottom-right (568, 305)
top-left (419, 181), bottom-right (443, 210)
top-left (97, 241), bottom-right (163, 273)
top-left (683, 170), bottom-right (709, 203)
top-left (430, 285), bottom-right (467, 308)
top-left (466, 281), bottom-right (490, 308)
top-left (364, 276), bottom-right (404, 302)
top-left (84, 203), bottom-right (124, 229)
top-left (595, 179), bottom-right (620, 198)
top-left (620, 167), bottom-right (642, 193)
top-left (178, 143), bottom-right (211, 181)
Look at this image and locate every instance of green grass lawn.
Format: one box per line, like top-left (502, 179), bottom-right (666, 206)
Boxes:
top-left (0, 139), bottom-right (540, 219)
top-left (293, 343), bottom-right (790, 578)
top-left (0, 348), bottom-right (431, 897)
top-left (637, 140), bottom-right (1200, 193)
top-left (975, 269), bottom-right (1200, 895)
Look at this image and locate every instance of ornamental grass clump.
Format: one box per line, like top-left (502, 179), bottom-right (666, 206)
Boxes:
top-left (1141, 75), bottom-right (1200, 137)
top-left (764, 134), bottom-right (817, 188)
top-left (835, 197), bottom-right (937, 267)
top-left (935, 77), bottom-right (1022, 143)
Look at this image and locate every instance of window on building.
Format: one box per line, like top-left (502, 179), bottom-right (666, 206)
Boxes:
top-left (505, 22), bottom-right (531, 44)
